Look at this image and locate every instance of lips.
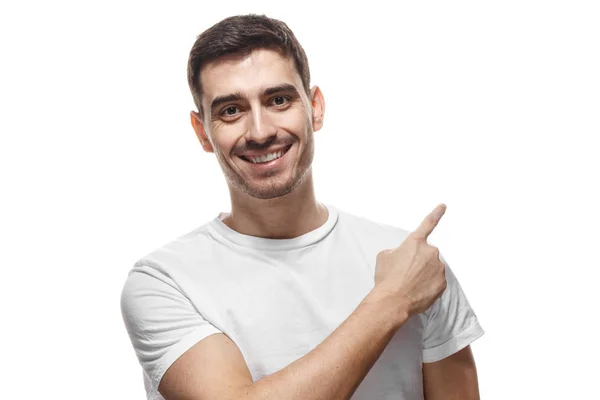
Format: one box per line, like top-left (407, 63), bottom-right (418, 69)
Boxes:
top-left (238, 144), bottom-right (293, 164)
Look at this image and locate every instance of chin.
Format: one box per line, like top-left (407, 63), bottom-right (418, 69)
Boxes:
top-left (236, 170), bottom-right (310, 200)
top-left (241, 181), bottom-right (298, 200)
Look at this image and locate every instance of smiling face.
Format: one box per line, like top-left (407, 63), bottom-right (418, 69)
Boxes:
top-left (191, 48), bottom-right (324, 200)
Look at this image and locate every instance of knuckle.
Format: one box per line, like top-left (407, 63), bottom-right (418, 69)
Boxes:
top-left (426, 245), bottom-right (439, 258)
top-left (428, 216), bottom-right (438, 228)
top-left (411, 236), bottom-right (424, 246)
top-left (408, 231), bottom-right (422, 241)
top-left (376, 250), bottom-right (389, 261)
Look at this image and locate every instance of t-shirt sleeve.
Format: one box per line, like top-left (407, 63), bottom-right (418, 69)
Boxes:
top-left (421, 253), bottom-right (484, 363)
top-left (120, 262), bottom-right (222, 393)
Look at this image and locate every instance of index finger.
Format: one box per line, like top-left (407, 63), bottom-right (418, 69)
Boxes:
top-left (411, 203), bottom-right (447, 240)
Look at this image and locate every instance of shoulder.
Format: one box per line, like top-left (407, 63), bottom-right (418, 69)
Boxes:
top-left (134, 221), bottom-right (216, 273)
top-left (120, 218), bottom-right (221, 320)
top-left (120, 220), bottom-right (218, 301)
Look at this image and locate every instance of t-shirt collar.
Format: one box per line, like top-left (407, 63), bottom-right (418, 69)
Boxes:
top-left (207, 203), bottom-right (339, 251)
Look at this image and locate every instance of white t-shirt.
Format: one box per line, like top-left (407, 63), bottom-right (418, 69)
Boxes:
top-left (121, 204), bottom-right (484, 400)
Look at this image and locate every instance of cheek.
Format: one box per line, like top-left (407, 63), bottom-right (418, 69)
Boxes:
top-left (273, 109), bottom-right (310, 134)
top-left (211, 126), bottom-right (242, 153)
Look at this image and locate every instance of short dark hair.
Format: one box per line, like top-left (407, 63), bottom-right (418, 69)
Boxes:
top-left (187, 14), bottom-right (311, 117)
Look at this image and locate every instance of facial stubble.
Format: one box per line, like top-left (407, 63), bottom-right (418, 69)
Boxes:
top-left (214, 125), bottom-right (315, 200)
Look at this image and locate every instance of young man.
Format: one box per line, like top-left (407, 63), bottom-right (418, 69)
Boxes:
top-left (121, 14), bottom-right (484, 400)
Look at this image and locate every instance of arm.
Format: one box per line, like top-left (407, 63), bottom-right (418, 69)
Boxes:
top-left (423, 345), bottom-right (480, 400)
top-left (159, 289), bottom-right (408, 400)
top-left (157, 205), bottom-right (448, 400)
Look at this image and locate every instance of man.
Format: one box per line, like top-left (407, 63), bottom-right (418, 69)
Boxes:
top-left (121, 14), bottom-right (484, 400)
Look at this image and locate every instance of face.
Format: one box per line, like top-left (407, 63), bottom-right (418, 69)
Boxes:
top-left (191, 48), bottom-right (325, 200)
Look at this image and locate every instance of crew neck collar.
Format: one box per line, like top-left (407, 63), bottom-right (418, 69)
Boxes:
top-left (207, 203), bottom-right (339, 251)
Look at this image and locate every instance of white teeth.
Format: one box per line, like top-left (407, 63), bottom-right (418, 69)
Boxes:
top-left (249, 150), bottom-right (283, 164)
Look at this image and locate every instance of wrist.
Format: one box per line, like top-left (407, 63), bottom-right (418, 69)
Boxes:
top-left (363, 287), bottom-right (411, 331)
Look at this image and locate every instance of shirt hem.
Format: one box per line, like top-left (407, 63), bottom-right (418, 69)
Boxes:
top-left (422, 318), bottom-right (485, 363)
top-left (150, 325), bottom-right (223, 394)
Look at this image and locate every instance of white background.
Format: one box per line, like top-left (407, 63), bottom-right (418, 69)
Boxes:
top-left (1, 0), bottom-right (598, 398)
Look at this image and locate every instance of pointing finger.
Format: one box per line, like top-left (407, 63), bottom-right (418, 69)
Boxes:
top-left (412, 203), bottom-right (447, 240)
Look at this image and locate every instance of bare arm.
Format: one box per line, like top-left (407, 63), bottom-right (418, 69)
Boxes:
top-left (423, 345), bottom-right (480, 400)
top-left (159, 289), bottom-right (408, 400)
top-left (159, 204), bottom-right (449, 400)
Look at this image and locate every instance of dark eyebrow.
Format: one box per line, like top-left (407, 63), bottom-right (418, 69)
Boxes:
top-left (264, 83), bottom-right (300, 97)
top-left (210, 93), bottom-right (246, 114)
top-left (209, 84), bottom-right (301, 114)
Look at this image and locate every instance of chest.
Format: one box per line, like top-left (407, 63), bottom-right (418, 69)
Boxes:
top-left (186, 245), bottom-right (424, 384)
top-left (207, 248), bottom-right (373, 364)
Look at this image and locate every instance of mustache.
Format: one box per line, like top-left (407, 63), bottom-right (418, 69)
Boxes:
top-left (235, 136), bottom-right (294, 153)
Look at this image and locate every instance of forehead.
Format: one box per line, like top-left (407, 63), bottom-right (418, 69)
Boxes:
top-left (200, 48), bottom-right (303, 104)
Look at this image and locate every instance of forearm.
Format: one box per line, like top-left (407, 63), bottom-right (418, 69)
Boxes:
top-left (243, 289), bottom-right (408, 400)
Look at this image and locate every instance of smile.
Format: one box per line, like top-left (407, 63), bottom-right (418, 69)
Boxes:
top-left (239, 145), bottom-right (292, 165)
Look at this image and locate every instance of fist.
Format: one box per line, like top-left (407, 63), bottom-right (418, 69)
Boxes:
top-left (374, 204), bottom-right (448, 316)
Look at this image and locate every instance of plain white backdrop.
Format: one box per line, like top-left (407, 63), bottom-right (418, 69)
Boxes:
top-left (1, 0), bottom-right (598, 398)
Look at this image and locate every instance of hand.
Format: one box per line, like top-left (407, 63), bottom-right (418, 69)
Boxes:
top-left (374, 204), bottom-right (448, 317)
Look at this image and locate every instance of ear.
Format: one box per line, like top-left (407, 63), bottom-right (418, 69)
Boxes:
top-left (190, 111), bottom-right (214, 153)
top-left (310, 86), bottom-right (325, 132)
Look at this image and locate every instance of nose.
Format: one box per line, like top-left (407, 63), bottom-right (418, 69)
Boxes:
top-left (245, 106), bottom-right (277, 144)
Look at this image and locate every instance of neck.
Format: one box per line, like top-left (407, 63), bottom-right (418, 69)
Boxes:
top-left (221, 171), bottom-right (328, 239)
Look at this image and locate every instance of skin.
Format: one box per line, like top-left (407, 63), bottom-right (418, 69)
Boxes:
top-left (190, 48), bottom-right (327, 239)
top-left (423, 346), bottom-right (481, 399)
top-left (172, 48), bottom-right (481, 399)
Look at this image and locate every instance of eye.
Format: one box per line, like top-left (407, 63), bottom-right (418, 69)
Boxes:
top-left (222, 106), bottom-right (238, 116)
top-left (218, 105), bottom-right (243, 121)
top-left (271, 96), bottom-right (289, 106)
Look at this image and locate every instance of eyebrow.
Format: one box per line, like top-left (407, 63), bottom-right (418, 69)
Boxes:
top-left (209, 84), bottom-right (301, 114)
top-left (264, 83), bottom-right (299, 97)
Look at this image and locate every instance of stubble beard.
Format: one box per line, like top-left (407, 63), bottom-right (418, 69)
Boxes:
top-left (218, 131), bottom-right (315, 200)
